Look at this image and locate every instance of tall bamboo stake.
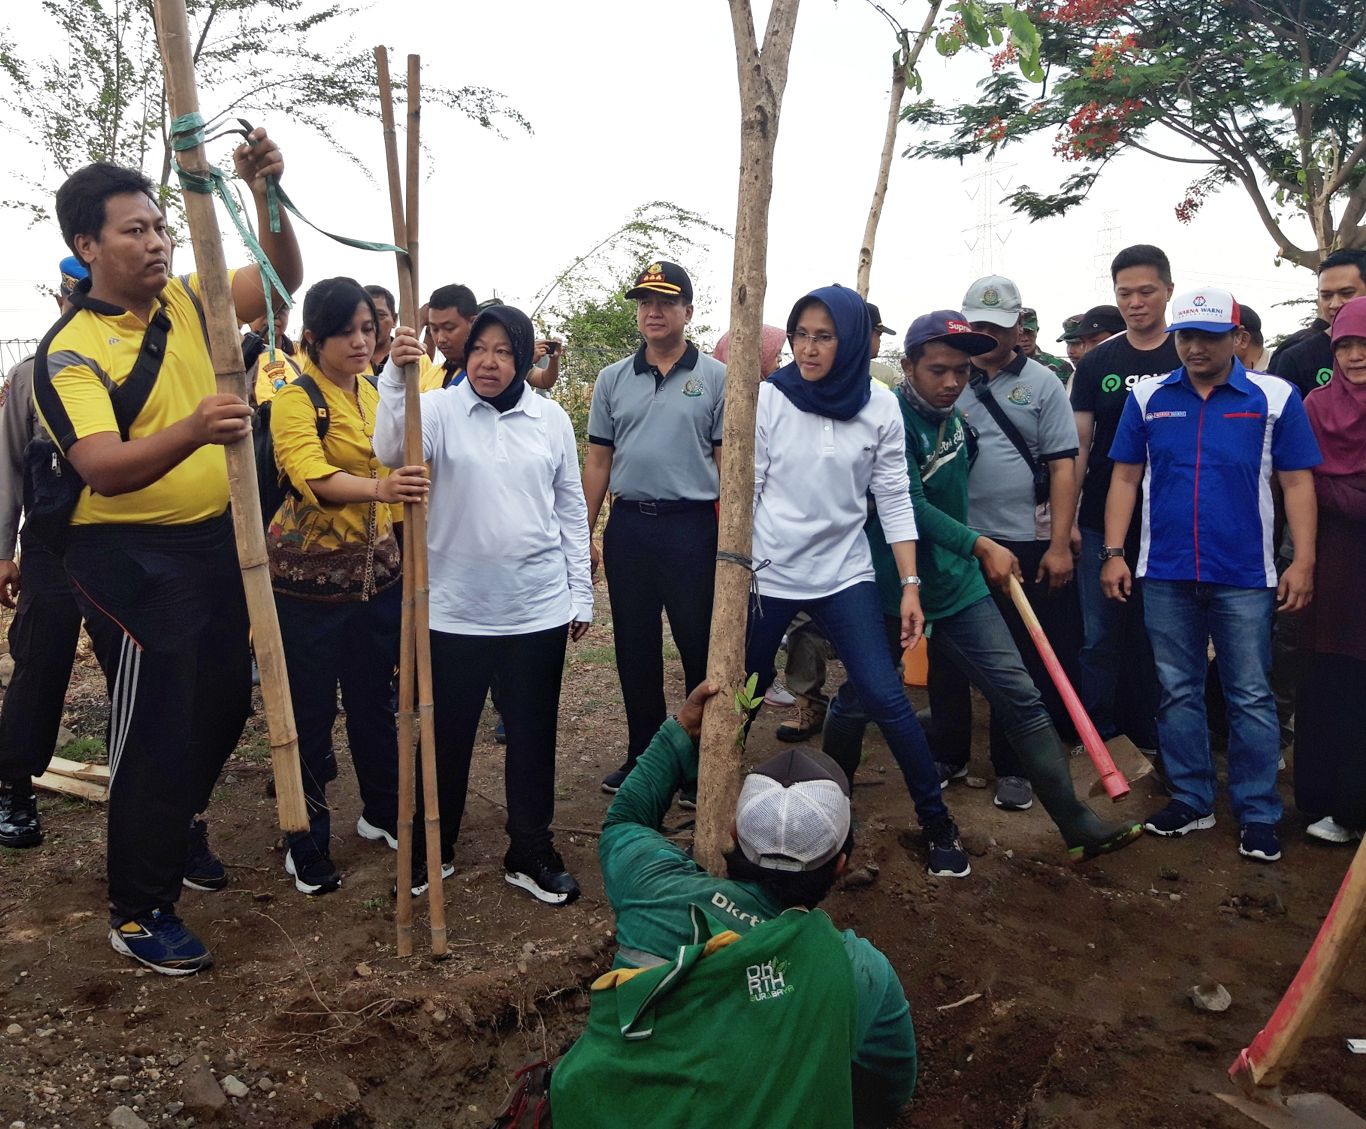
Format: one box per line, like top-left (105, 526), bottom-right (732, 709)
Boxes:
top-left (153, 0), bottom-right (306, 833)
top-left (694, 0), bottom-right (803, 873)
top-left (376, 46), bottom-right (447, 957)
top-left (377, 45), bottom-right (417, 959)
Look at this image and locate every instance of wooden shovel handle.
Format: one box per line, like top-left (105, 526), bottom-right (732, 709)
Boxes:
top-left (1006, 576), bottom-right (1129, 801)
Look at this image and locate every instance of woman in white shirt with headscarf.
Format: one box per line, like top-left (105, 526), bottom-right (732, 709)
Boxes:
top-left (376, 304), bottom-right (591, 906)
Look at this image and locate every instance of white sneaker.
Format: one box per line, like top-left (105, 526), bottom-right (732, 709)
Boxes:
top-left (356, 815), bottom-right (398, 850)
top-left (764, 683), bottom-right (796, 708)
top-left (408, 862), bottom-right (455, 898)
top-left (1306, 816), bottom-right (1361, 845)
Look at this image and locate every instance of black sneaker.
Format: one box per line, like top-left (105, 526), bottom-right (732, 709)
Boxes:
top-left (936, 762), bottom-right (968, 790)
top-left (0, 781), bottom-right (42, 849)
top-left (109, 910), bottom-right (212, 976)
top-left (923, 817), bottom-right (971, 879)
top-left (601, 763), bottom-right (634, 794)
top-left (1239, 823), bottom-right (1282, 863)
top-left (285, 849), bottom-right (342, 896)
top-left (505, 849), bottom-right (580, 906)
top-left (182, 819), bottom-right (228, 891)
top-left (405, 861), bottom-right (455, 898)
top-left (677, 785), bottom-right (697, 810)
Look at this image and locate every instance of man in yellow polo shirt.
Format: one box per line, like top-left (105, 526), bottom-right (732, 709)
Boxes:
top-left (33, 135), bottom-right (303, 976)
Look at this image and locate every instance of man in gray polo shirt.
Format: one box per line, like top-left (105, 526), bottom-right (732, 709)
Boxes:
top-left (583, 261), bottom-right (726, 794)
top-left (926, 275), bottom-right (1081, 813)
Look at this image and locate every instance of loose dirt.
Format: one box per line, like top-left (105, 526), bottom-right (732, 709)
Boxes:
top-left (1, 602), bottom-right (1364, 1128)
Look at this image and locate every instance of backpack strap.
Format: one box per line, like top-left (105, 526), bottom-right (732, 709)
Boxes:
top-left (63, 282), bottom-right (171, 441)
top-left (293, 373), bottom-right (332, 442)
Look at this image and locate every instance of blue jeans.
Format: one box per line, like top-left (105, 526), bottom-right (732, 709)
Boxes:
top-left (1077, 527), bottom-right (1159, 747)
top-left (1142, 579), bottom-right (1281, 826)
top-left (832, 596), bottom-right (1052, 778)
top-left (745, 581), bottom-right (947, 827)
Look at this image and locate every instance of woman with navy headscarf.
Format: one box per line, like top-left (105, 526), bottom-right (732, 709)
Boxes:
top-left (746, 285), bottom-right (969, 877)
top-left (376, 304), bottom-right (593, 907)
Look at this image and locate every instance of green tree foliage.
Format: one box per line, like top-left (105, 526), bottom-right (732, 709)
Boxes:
top-left (0, 0), bottom-right (528, 226)
top-left (903, 0), bottom-right (1366, 268)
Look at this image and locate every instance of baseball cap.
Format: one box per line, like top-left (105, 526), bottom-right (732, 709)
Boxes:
top-left (1167, 287), bottom-right (1241, 334)
top-left (735, 747), bottom-right (851, 873)
top-left (904, 310), bottom-right (999, 357)
top-left (961, 275), bottom-right (1023, 328)
top-left (866, 302), bottom-right (895, 336)
top-left (625, 260), bottom-right (693, 303)
top-left (1066, 305), bottom-right (1126, 340)
top-left (1238, 305), bottom-right (1263, 338)
top-left (1021, 307), bottom-right (1040, 331)
top-left (58, 255), bottom-right (89, 299)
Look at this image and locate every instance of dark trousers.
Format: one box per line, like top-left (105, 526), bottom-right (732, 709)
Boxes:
top-left (745, 581), bottom-right (947, 828)
top-left (65, 516), bottom-right (251, 924)
top-left (0, 534), bottom-right (83, 782)
top-left (603, 504), bottom-right (716, 763)
top-left (1294, 652), bottom-right (1366, 829)
top-left (418, 623), bottom-right (569, 864)
top-left (276, 583), bottom-right (401, 865)
top-left (928, 540), bottom-right (1080, 775)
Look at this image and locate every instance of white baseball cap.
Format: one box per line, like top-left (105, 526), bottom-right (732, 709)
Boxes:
top-left (961, 275), bottom-right (1023, 328)
top-left (1166, 287), bottom-right (1241, 334)
top-left (735, 747), bottom-right (851, 872)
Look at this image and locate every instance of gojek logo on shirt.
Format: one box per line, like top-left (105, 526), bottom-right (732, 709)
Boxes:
top-left (1102, 372), bottom-right (1166, 393)
top-left (746, 957), bottom-right (793, 1003)
top-left (1316, 367), bottom-right (1333, 387)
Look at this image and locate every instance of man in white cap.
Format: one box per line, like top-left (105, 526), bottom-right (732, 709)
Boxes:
top-left (927, 275), bottom-right (1081, 814)
top-left (577, 681), bottom-right (917, 1128)
top-left (1101, 287), bottom-right (1320, 865)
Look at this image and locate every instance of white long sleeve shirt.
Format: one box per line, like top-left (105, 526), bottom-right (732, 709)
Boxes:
top-left (374, 363), bottom-right (593, 635)
top-left (752, 380), bottom-right (918, 600)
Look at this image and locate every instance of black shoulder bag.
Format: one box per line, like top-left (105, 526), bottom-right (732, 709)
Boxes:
top-left (972, 378), bottom-right (1050, 505)
top-left (23, 303), bottom-right (171, 552)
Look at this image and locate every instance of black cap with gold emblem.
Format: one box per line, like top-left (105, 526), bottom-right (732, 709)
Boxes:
top-left (625, 260), bottom-right (693, 303)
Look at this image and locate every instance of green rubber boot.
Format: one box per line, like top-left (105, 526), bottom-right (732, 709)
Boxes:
top-left (1011, 726), bottom-right (1142, 861)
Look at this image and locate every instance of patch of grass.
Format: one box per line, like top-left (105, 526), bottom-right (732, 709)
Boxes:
top-left (662, 642), bottom-right (680, 663)
top-left (62, 736), bottom-right (106, 763)
top-left (235, 737), bottom-right (271, 767)
top-left (575, 645), bottom-right (616, 667)
top-left (361, 896), bottom-right (387, 914)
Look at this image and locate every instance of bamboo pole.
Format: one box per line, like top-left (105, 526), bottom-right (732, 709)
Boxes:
top-left (153, 0), bottom-right (306, 833)
top-left (375, 46), bottom-right (447, 957)
top-left (694, 0), bottom-right (803, 873)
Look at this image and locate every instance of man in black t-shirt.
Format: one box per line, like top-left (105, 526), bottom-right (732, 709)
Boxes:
top-left (1269, 249), bottom-right (1366, 397)
top-left (1071, 244), bottom-right (1178, 751)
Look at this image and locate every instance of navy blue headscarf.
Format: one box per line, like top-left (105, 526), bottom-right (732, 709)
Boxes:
top-left (769, 284), bottom-right (872, 421)
top-left (465, 304), bottom-right (535, 412)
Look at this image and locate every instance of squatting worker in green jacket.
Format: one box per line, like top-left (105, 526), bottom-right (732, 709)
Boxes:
top-left (831, 311), bottom-right (1143, 862)
top-left (551, 681), bottom-right (916, 1129)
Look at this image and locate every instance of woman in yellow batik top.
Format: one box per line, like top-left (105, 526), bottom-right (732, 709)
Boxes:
top-left (268, 276), bottom-right (428, 895)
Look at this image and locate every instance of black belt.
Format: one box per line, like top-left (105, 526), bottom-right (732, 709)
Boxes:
top-left (614, 498), bottom-right (716, 516)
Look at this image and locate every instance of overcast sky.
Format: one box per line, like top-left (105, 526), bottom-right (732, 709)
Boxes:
top-left (0, 0), bottom-right (1323, 353)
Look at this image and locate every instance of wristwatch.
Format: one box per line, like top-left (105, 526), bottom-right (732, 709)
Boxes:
top-left (901, 575), bottom-right (922, 587)
top-left (1097, 546), bottom-right (1125, 562)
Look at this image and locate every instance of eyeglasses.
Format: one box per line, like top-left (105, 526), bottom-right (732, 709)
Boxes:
top-left (792, 330), bottom-right (837, 348)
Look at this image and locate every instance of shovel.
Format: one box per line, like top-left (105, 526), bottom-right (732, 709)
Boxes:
top-left (1006, 576), bottom-right (1154, 802)
top-left (1216, 833), bottom-right (1366, 1128)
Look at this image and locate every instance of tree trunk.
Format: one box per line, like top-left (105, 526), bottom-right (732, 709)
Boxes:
top-left (856, 2), bottom-right (941, 299)
top-left (694, 0), bottom-right (803, 875)
top-left (152, 0), bottom-right (307, 831)
top-left (856, 55), bottom-right (907, 299)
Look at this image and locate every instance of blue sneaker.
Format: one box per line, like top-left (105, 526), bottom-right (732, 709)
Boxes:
top-left (1239, 823), bottom-right (1282, 863)
top-left (494, 715), bottom-right (507, 744)
top-left (182, 819), bottom-right (228, 892)
top-left (924, 817), bottom-right (971, 879)
top-left (109, 910), bottom-right (212, 976)
top-left (1143, 801), bottom-right (1215, 837)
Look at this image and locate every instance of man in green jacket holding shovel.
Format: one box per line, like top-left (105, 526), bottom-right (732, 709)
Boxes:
top-left (833, 311), bottom-right (1142, 862)
top-left (551, 681), bottom-right (917, 1129)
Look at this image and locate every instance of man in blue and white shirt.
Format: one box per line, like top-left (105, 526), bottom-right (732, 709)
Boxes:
top-left (1100, 287), bottom-right (1320, 864)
